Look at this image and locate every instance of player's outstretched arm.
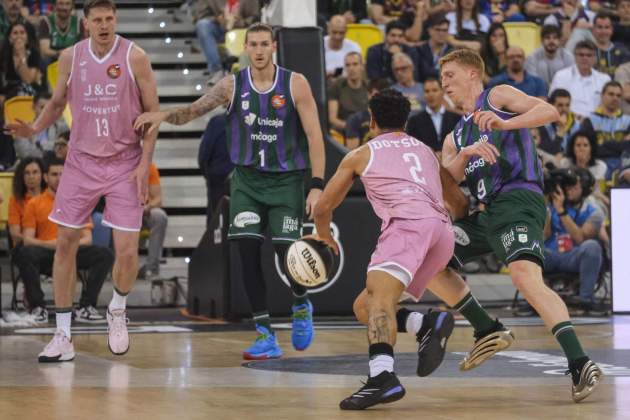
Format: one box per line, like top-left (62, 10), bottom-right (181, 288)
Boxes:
top-left (292, 73), bottom-right (326, 218)
top-left (133, 75), bottom-right (233, 134)
top-left (312, 146), bottom-right (368, 254)
top-left (474, 85), bottom-right (560, 131)
top-left (4, 47), bottom-right (72, 138)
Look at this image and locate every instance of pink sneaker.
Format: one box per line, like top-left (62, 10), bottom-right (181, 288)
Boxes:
top-left (107, 308), bottom-right (130, 355)
top-left (38, 330), bottom-right (75, 363)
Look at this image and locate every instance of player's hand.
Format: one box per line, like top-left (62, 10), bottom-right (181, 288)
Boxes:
top-left (133, 111), bottom-right (167, 135)
top-left (474, 110), bottom-right (506, 131)
top-left (305, 188), bottom-right (322, 220)
top-left (131, 160), bottom-right (150, 205)
top-left (461, 141), bottom-right (500, 164)
top-left (302, 233), bottom-right (339, 256)
top-left (4, 119), bottom-right (35, 138)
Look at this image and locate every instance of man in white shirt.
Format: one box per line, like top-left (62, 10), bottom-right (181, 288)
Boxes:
top-left (525, 24), bottom-right (574, 87)
top-left (324, 14), bottom-right (361, 79)
top-left (549, 40), bottom-right (610, 119)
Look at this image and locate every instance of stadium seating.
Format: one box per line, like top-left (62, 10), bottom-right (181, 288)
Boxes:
top-left (345, 23), bottom-right (383, 60)
top-left (3, 96), bottom-right (35, 125)
top-left (503, 22), bottom-right (541, 56)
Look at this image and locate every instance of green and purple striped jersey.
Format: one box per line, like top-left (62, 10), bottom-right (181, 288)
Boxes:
top-left (226, 66), bottom-right (310, 172)
top-left (452, 88), bottom-right (544, 203)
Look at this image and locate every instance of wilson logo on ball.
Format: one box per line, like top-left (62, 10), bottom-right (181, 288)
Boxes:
top-left (285, 238), bottom-right (334, 287)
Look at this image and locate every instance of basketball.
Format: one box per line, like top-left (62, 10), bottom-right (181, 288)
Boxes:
top-left (284, 238), bottom-right (335, 287)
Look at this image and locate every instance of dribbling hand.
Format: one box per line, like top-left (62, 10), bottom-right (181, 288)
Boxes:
top-left (302, 233), bottom-right (339, 256)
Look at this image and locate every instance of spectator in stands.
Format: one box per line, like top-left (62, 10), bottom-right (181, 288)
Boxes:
top-left (616, 62), bottom-right (630, 115)
top-left (559, 130), bottom-right (608, 181)
top-left (591, 13), bottom-right (630, 78)
top-left (0, 21), bottom-right (43, 98)
top-left (13, 91), bottom-right (67, 159)
top-left (8, 156), bottom-right (45, 246)
top-left (345, 78), bottom-right (390, 150)
top-left (427, 0), bottom-right (455, 18)
top-left (43, 130), bottom-right (68, 166)
top-left (138, 163), bottom-right (168, 280)
top-left (391, 52), bottom-right (424, 115)
top-left (613, 0), bottom-right (630, 50)
top-left (481, 23), bottom-right (508, 81)
top-left (549, 40), bottom-right (610, 118)
top-left (366, 20), bottom-right (417, 81)
top-left (24, 0), bottom-right (54, 18)
top-left (12, 158), bottom-right (114, 323)
top-left (445, 0), bottom-right (490, 52)
top-left (396, 0), bottom-right (429, 43)
top-left (406, 77), bottom-right (459, 153)
top-left (316, 0), bottom-right (367, 24)
top-left (328, 51), bottom-right (368, 133)
top-left (415, 13), bottom-right (452, 82)
top-left (543, 0), bottom-right (595, 46)
top-left (544, 88), bottom-right (581, 152)
top-left (488, 46), bottom-right (548, 98)
top-left (486, 0), bottom-right (526, 23)
top-left (618, 150), bottom-right (630, 185)
top-left (38, 0), bottom-right (83, 65)
top-left (0, 0), bottom-right (38, 43)
top-left (525, 24), bottom-right (575, 87)
top-left (544, 168), bottom-right (605, 312)
top-left (521, 0), bottom-right (558, 22)
top-left (193, 0), bottom-right (260, 85)
top-left (369, 0), bottom-right (407, 24)
top-left (324, 14), bottom-right (361, 79)
top-left (580, 81), bottom-right (630, 174)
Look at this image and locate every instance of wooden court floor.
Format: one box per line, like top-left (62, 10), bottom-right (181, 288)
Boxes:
top-left (1, 316), bottom-right (629, 420)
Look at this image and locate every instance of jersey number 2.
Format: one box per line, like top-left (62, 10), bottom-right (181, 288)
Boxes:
top-left (403, 153), bottom-right (427, 185)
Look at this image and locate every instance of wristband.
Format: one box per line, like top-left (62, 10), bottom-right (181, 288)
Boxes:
top-left (310, 177), bottom-right (325, 190)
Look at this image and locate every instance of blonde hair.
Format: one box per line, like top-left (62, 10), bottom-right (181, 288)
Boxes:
top-left (439, 48), bottom-right (485, 78)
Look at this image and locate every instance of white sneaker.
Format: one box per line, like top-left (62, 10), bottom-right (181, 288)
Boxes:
top-left (30, 306), bottom-right (49, 324)
top-left (38, 330), bottom-right (75, 363)
top-left (107, 308), bottom-right (130, 355)
top-left (74, 306), bottom-right (106, 324)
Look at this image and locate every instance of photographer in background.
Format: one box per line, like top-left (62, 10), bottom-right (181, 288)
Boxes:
top-left (543, 168), bottom-right (607, 314)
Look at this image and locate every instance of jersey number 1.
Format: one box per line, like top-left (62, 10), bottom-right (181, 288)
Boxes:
top-left (403, 153), bottom-right (427, 185)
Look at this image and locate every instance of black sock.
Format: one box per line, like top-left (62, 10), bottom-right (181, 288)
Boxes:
top-left (237, 238), bottom-right (269, 323)
top-left (395, 307), bottom-right (412, 333)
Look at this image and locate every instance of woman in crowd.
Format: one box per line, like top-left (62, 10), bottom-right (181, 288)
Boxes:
top-left (0, 22), bottom-right (43, 99)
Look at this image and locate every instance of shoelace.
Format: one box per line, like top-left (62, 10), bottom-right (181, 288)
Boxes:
top-left (110, 311), bottom-right (129, 336)
top-left (293, 307), bottom-right (311, 321)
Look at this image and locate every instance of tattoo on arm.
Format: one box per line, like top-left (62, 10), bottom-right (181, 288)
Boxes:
top-left (165, 77), bottom-right (232, 125)
top-left (367, 310), bottom-right (391, 345)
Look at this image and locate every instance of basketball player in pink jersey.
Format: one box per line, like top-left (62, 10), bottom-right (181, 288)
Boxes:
top-left (312, 89), bottom-right (457, 410)
top-left (6, 0), bottom-right (159, 362)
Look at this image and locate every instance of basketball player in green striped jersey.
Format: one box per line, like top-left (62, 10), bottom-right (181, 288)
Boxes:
top-left (134, 23), bottom-right (325, 359)
top-left (430, 49), bottom-right (602, 402)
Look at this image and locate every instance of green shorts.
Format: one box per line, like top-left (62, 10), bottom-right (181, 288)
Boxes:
top-left (228, 166), bottom-right (305, 243)
top-left (451, 189), bottom-right (546, 268)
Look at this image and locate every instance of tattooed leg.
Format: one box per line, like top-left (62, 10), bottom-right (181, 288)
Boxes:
top-left (365, 271), bottom-right (405, 346)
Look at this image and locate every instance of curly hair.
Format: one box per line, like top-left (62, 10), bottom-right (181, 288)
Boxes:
top-left (368, 89), bottom-right (411, 130)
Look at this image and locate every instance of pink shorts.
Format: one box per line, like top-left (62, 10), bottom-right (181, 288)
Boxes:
top-left (368, 218), bottom-right (455, 302)
top-left (49, 148), bottom-right (144, 231)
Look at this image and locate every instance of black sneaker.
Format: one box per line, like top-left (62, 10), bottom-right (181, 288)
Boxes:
top-left (567, 357), bottom-right (603, 402)
top-left (460, 319), bottom-right (515, 371)
top-left (339, 371), bottom-right (406, 410)
top-left (416, 309), bottom-right (455, 377)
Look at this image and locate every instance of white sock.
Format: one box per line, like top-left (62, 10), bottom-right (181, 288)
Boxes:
top-left (56, 311), bottom-right (72, 339)
top-left (406, 312), bottom-right (424, 339)
top-left (109, 288), bottom-right (128, 312)
top-left (369, 354), bottom-right (394, 377)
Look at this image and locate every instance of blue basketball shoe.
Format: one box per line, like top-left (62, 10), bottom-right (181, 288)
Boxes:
top-left (291, 300), bottom-right (314, 351)
top-left (242, 325), bottom-right (283, 360)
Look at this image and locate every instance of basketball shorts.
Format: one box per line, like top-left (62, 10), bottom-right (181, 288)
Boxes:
top-left (50, 148), bottom-right (144, 231)
top-left (368, 217), bottom-right (455, 302)
top-left (450, 189), bottom-right (546, 268)
top-left (228, 166), bottom-right (305, 243)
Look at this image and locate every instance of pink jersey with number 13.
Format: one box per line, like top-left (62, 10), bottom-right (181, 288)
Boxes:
top-left (66, 35), bottom-right (143, 157)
